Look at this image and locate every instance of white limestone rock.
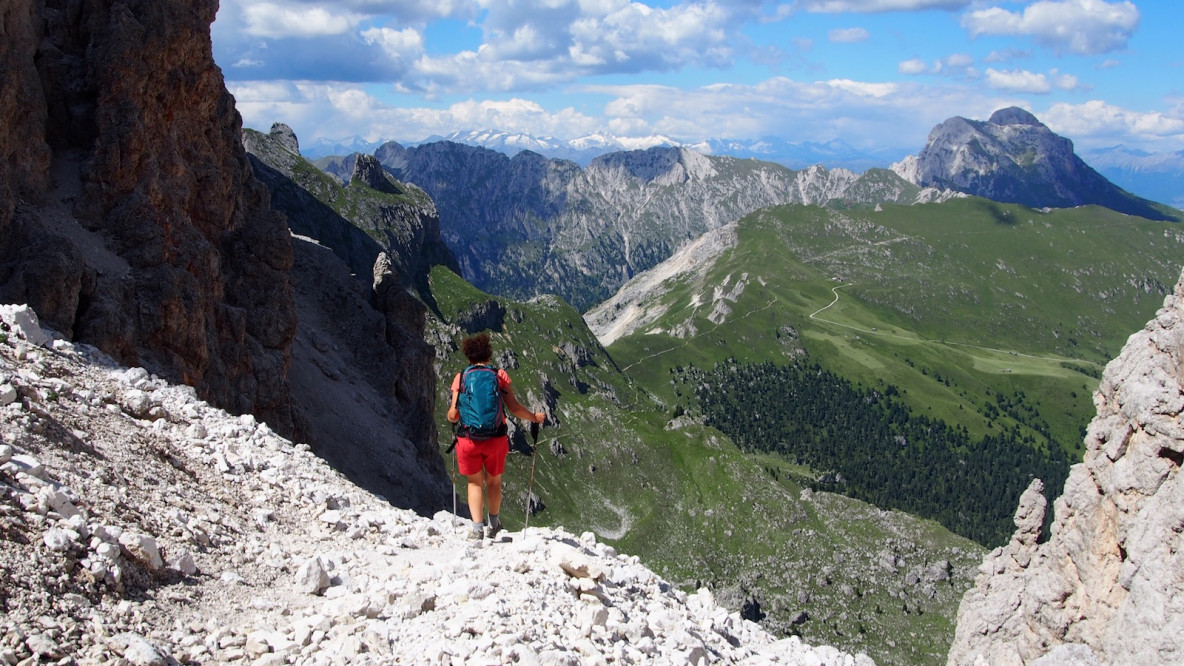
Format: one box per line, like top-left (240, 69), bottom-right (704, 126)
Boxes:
top-left (296, 557), bottom-right (331, 595)
top-left (950, 269), bottom-right (1184, 665)
top-left (0, 304), bottom-right (52, 348)
top-left (118, 532), bottom-right (164, 570)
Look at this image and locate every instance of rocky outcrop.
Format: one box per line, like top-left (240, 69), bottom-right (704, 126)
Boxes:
top-left (245, 123), bottom-right (457, 290)
top-left (949, 267), bottom-right (1184, 665)
top-left (0, 2), bottom-right (452, 515)
top-left (896, 107), bottom-right (1168, 221)
top-left (286, 241), bottom-right (449, 514)
top-left (0, 0), bottom-right (296, 428)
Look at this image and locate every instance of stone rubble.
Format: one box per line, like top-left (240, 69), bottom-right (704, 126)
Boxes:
top-left (0, 304), bottom-right (872, 665)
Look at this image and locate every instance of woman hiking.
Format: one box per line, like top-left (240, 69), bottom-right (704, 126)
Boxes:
top-left (447, 332), bottom-right (545, 540)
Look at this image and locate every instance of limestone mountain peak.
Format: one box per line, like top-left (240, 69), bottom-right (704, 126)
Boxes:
top-left (893, 107), bottom-right (1169, 220)
top-left (987, 106), bottom-right (1043, 127)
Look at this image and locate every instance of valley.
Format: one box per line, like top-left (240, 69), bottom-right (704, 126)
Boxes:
top-left (242, 114), bottom-right (1184, 664)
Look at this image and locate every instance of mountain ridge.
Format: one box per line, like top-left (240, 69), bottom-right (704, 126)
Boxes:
top-left (355, 139), bottom-right (949, 310)
top-left (0, 303), bottom-right (870, 665)
top-left (303, 128), bottom-right (907, 172)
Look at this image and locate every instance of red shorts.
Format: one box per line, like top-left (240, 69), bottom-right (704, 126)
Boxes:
top-left (456, 435), bottom-right (509, 476)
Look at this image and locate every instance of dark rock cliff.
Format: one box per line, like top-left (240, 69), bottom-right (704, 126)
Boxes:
top-left (244, 124), bottom-right (454, 513)
top-left (0, 0), bottom-right (451, 513)
top-left (0, 0), bottom-right (296, 428)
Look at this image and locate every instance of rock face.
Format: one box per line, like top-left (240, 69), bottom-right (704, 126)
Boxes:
top-left (896, 107), bottom-right (1168, 221)
top-left (243, 123), bottom-right (455, 513)
top-left (370, 141), bottom-right (935, 311)
top-left (245, 124), bottom-right (457, 289)
top-left (0, 3), bottom-right (452, 514)
top-left (0, 0), bottom-right (296, 429)
top-left (949, 267), bottom-right (1184, 665)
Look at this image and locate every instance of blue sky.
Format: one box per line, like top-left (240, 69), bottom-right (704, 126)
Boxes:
top-left (212, 0), bottom-right (1184, 158)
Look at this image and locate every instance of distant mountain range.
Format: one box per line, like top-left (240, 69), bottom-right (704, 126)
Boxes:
top-left (303, 129), bottom-right (910, 171)
top-left (1080, 145), bottom-right (1184, 210)
top-left (303, 127), bottom-right (1181, 210)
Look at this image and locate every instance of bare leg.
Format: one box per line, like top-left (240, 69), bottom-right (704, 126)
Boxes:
top-left (466, 473), bottom-right (486, 523)
top-left (486, 473), bottom-right (503, 517)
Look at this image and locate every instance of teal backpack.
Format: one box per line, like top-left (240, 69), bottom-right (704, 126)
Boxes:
top-left (458, 365), bottom-right (506, 440)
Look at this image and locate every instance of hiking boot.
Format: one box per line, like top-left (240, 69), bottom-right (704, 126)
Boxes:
top-left (467, 524), bottom-right (484, 540)
top-left (486, 521), bottom-right (503, 540)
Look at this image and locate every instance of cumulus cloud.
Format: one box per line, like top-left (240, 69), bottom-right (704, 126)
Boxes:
top-left (217, 0), bottom-right (754, 93)
top-left (796, 0), bottom-right (970, 11)
top-left (227, 81), bottom-right (605, 142)
top-left (241, 2), bottom-right (359, 38)
top-left (227, 74), bottom-right (1023, 154)
top-left (1042, 100), bottom-right (1184, 147)
top-left (985, 68), bottom-right (1051, 93)
top-left (983, 67), bottom-right (1083, 94)
top-left (829, 27), bottom-right (870, 43)
top-left (361, 27), bottom-right (426, 61)
top-left (898, 58), bottom-right (928, 74)
top-left (962, 0), bottom-right (1139, 55)
top-left (586, 76), bottom-right (1010, 149)
top-left (389, 1), bottom-right (752, 93)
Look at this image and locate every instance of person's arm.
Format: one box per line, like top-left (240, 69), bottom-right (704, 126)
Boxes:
top-left (502, 385), bottom-right (544, 424)
top-left (446, 374), bottom-right (461, 423)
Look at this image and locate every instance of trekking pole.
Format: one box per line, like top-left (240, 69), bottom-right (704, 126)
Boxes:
top-left (446, 424), bottom-right (459, 519)
top-left (524, 420), bottom-right (541, 529)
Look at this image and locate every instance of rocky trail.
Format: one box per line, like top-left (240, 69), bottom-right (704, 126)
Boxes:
top-left (0, 304), bottom-right (869, 665)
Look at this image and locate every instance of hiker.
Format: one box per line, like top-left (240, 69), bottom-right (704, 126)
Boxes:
top-left (448, 332), bottom-right (545, 540)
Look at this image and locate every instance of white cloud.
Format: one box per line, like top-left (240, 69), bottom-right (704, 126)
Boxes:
top-left (362, 26), bottom-right (426, 60)
top-left (227, 81), bottom-right (606, 142)
top-left (379, 1), bottom-right (746, 94)
top-left (829, 27), bottom-right (870, 43)
top-left (797, 0), bottom-right (970, 12)
top-left (587, 76), bottom-right (999, 149)
top-left (1049, 68), bottom-right (1080, 91)
top-left (985, 68), bottom-right (1051, 93)
top-left (825, 79), bottom-right (898, 97)
top-left (241, 2), bottom-right (360, 38)
top-left (962, 0), bottom-right (1139, 55)
top-left (897, 53), bottom-right (976, 77)
top-left (898, 58), bottom-right (928, 74)
top-left (1042, 100), bottom-right (1184, 147)
top-left (983, 48), bottom-right (1031, 63)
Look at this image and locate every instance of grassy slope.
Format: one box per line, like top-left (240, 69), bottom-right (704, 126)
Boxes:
top-left (609, 199), bottom-right (1184, 458)
top-left (425, 265), bottom-right (983, 666)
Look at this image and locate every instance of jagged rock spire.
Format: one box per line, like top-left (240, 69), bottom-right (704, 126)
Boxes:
top-left (351, 154), bottom-right (400, 194)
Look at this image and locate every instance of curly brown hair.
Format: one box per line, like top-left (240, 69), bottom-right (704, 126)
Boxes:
top-left (461, 332), bottom-right (493, 364)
